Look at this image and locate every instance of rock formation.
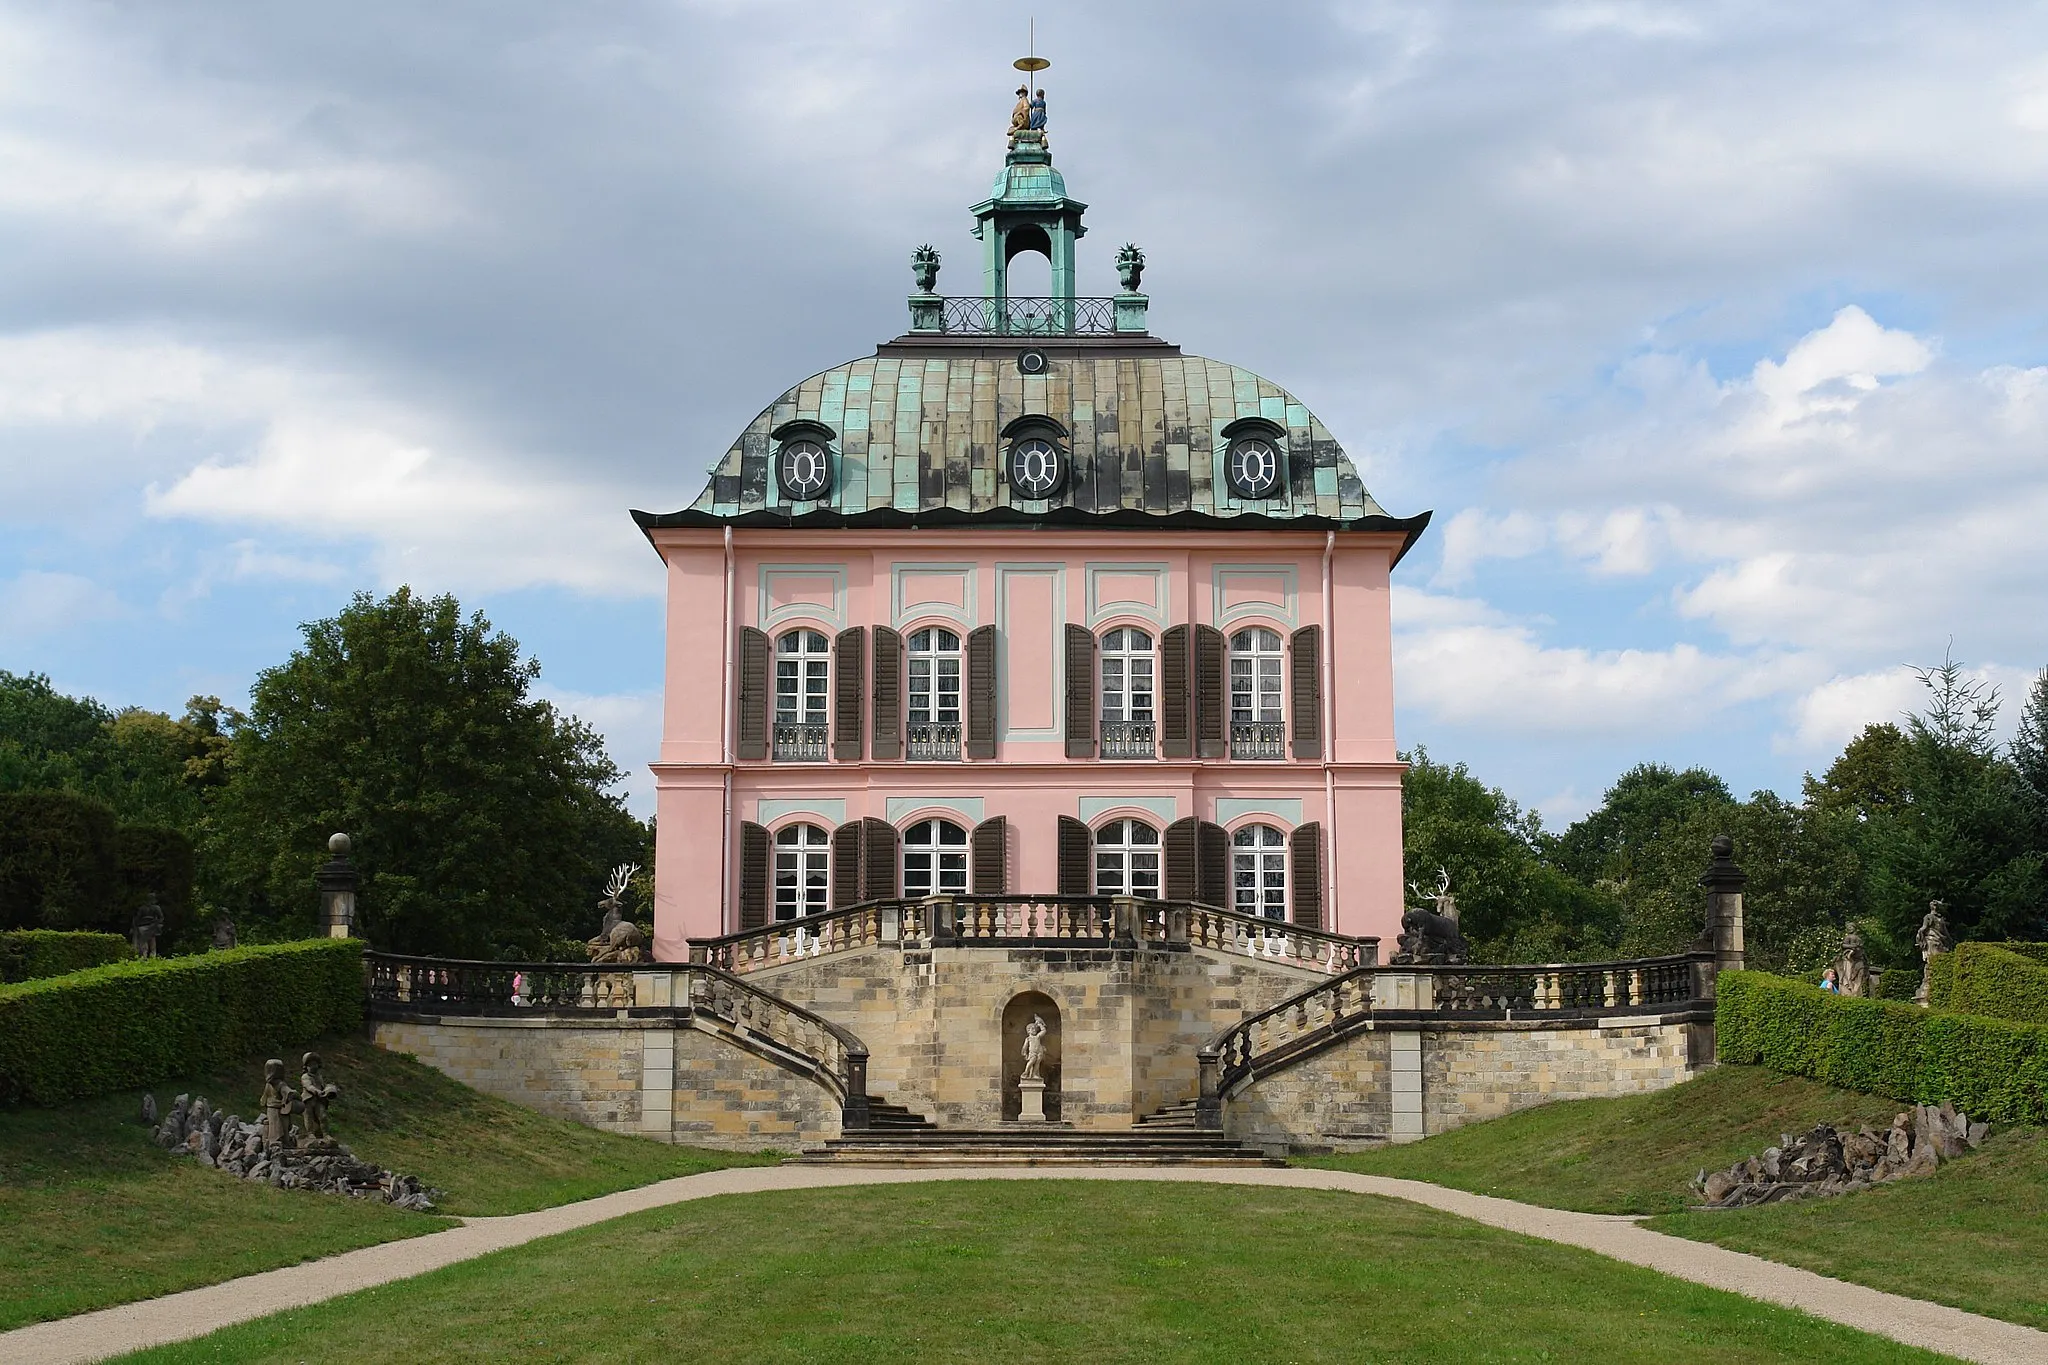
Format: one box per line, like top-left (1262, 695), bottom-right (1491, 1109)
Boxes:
top-left (144, 1085), bottom-right (439, 1211)
top-left (1693, 1101), bottom-right (1988, 1208)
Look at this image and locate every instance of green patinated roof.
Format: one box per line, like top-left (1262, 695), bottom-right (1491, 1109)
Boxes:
top-left (674, 350), bottom-right (1397, 525)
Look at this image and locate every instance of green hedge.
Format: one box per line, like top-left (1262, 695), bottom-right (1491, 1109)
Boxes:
top-left (0, 939), bottom-right (363, 1104)
top-left (0, 930), bottom-right (129, 983)
top-left (1717, 970), bottom-right (2048, 1125)
top-left (1927, 943), bottom-right (2048, 1025)
top-left (1874, 966), bottom-right (1918, 1000)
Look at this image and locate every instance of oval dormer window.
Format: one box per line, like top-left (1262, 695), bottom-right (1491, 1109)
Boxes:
top-left (1009, 437), bottom-right (1064, 499)
top-left (776, 438), bottom-right (832, 501)
top-left (1227, 435), bottom-right (1281, 500)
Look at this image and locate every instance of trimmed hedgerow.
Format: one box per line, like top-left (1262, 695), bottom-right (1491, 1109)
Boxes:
top-left (0, 939), bottom-right (363, 1104)
top-left (1874, 966), bottom-right (1919, 1000)
top-left (0, 930), bottom-right (129, 983)
top-left (1927, 942), bottom-right (2048, 1025)
top-left (1716, 969), bottom-right (2048, 1125)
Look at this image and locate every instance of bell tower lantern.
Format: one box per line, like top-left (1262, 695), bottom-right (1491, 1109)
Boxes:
top-left (971, 56), bottom-right (1087, 323)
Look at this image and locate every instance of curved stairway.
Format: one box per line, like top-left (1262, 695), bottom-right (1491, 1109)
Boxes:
top-left (798, 1099), bottom-right (1276, 1167)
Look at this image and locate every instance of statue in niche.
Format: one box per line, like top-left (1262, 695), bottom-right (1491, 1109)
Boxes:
top-left (131, 893), bottom-right (163, 959)
top-left (299, 1052), bottom-right (341, 1143)
top-left (1020, 1014), bottom-right (1048, 1081)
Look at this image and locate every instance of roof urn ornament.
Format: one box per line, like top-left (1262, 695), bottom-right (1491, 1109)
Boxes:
top-left (1115, 243), bottom-right (1145, 293)
top-left (911, 244), bottom-right (940, 295)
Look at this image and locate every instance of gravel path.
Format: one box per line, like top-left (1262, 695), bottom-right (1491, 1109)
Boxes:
top-left (6, 1163), bottom-right (2043, 1365)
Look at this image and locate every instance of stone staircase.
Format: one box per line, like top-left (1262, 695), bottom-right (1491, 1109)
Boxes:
top-left (799, 1097), bottom-right (1275, 1167)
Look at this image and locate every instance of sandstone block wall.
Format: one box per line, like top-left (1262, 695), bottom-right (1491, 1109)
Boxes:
top-left (1228, 1015), bottom-right (1705, 1152)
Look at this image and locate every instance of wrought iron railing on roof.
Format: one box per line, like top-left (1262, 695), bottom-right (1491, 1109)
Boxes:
top-left (934, 296), bottom-right (1120, 336)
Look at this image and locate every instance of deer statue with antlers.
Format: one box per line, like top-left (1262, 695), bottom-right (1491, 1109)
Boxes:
top-left (586, 863), bottom-right (647, 965)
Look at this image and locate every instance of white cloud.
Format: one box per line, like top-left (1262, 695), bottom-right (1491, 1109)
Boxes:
top-left (1434, 509), bottom-right (1547, 586)
top-left (1784, 661), bottom-right (2039, 756)
top-left (0, 570), bottom-right (122, 637)
top-left (537, 686), bottom-right (662, 816)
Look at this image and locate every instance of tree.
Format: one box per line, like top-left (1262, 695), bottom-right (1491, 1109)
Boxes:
top-left (2013, 668), bottom-right (2048, 805)
top-left (1806, 722), bottom-right (1912, 823)
top-left (1858, 660), bottom-right (2048, 949)
top-left (206, 588), bottom-right (647, 956)
top-left (1553, 763), bottom-right (1734, 886)
top-left (1401, 748), bottom-right (1618, 962)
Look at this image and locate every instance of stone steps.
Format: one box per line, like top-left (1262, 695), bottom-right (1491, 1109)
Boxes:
top-left (1135, 1098), bottom-right (1201, 1129)
top-left (797, 1125), bottom-right (1278, 1168)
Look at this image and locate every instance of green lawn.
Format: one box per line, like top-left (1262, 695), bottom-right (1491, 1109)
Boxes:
top-left (0, 1034), bottom-right (772, 1330)
top-left (1300, 1063), bottom-right (2048, 1332)
top-left (122, 1181), bottom-right (1946, 1365)
top-left (1299, 1065), bottom-right (1905, 1214)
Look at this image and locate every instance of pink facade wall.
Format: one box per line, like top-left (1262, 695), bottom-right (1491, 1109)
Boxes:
top-left (647, 527), bottom-right (1408, 961)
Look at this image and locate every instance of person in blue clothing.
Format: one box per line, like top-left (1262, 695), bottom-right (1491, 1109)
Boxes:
top-left (1819, 966), bottom-right (1839, 992)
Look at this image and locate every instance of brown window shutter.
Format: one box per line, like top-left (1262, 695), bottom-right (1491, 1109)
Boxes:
top-left (1057, 815), bottom-right (1092, 895)
top-left (832, 627), bottom-right (865, 760)
top-left (965, 624), bottom-right (997, 760)
top-left (1160, 625), bottom-right (1192, 758)
top-left (971, 816), bottom-right (1008, 894)
top-left (1194, 625), bottom-right (1225, 759)
top-left (1198, 820), bottom-right (1229, 908)
top-left (1290, 821), bottom-right (1324, 929)
top-left (871, 627), bottom-right (903, 760)
top-left (861, 817), bottom-right (899, 900)
top-left (1063, 625), bottom-right (1096, 759)
top-left (1290, 625), bottom-right (1323, 760)
top-left (737, 627), bottom-right (770, 761)
top-left (1163, 816), bottom-right (1199, 900)
top-left (739, 820), bottom-right (771, 930)
top-left (831, 820), bottom-right (863, 908)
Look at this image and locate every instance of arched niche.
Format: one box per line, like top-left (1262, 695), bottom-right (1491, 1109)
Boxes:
top-left (1001, 990), bottom-right (1061, 1122)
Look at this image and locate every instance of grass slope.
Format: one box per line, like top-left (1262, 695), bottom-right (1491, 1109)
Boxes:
top-left (1299, 1065), bottom-right (1904, 1215)
top-left (1650, 1128), bottom-right (2048, 1332)
top-left (125, 1182), bottom-right (1944, 1365)
top-left (0, 1035), bottom-right (771, 1330)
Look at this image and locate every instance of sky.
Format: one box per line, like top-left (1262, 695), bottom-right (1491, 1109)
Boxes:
top-left (4, 1), bottom-right (2048, 826)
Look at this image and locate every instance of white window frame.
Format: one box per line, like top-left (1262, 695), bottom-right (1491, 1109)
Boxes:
top-left (906, 627), bottom-right (963, 725)
top-left (902, 818), bottom-right (968, 898)
top-left (1229, 627), bottom-right (1285, 724)
top-left (1094, 818), bottom-right (1162, 898)
top-left (773, 823), bottom-right (830, 921)
top-left (1232, 823), bottom-right (1288, 921)
top-left (1099, 627), bottom-right (1156, 723)
top-left (775, 628), bottom-right (831, 724)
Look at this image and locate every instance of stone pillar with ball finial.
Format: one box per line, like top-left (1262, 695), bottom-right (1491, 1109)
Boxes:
top-left (1698, 834), bottom-right (1746, 980)
top-left (317, 833), bottom-right (359, 938)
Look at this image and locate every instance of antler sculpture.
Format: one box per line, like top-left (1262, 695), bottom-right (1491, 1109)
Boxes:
top-left (603, 863), bottom-right (641, 903)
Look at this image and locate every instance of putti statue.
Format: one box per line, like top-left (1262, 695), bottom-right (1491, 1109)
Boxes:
top-left (1834, 922), bottom-right (1872, 998)
top-left (1392, 867), bottom-right (1469, 965)
top-left (299, 1052), bottom-right (341, 1146)
top-left (1020, 1014), bottom-right (1048, 1081)
top-left (586, 863), bottom-right (649, 964)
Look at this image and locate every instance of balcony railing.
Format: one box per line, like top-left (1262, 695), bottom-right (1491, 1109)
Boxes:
top-left (934, 296), bottom-right (1119, 336)
top-left (1231, 720), bottom-right (1287, 760)
top-left (907, 721), bottom-right (961, 761)
top-left (772, 722), bottom-right (828, 762)
top-left (1100, 719), bottom-right (1155, 759)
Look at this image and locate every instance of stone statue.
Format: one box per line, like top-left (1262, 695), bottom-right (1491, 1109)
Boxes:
top-left (1915, 902), bottom-right (1952, 1005)
top-left (1116, 243), bottom-right (1145, 293)
top-left (1834, 923), bottom-right (1871, 999)
top-left (299, 1052), bottom-right (340, 1143)
top-left (1020, 1014), bottom-right (1047, 1081)
top-left (586, 863), bottom-right (649, 964)
top-left (212, 914), bottom-right (237, 951)
top-left (1392, 869), bottom-right (1468, 965)
top-left (911, 243), bottom-right (940, 294)
top-left (131, 892), bottom-right (164, 959)
top-left (259, 1059), bottom-right (297, 1147)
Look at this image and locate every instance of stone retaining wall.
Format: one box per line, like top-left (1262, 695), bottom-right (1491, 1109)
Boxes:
top-left (1227, 1013), bottom-right (1709, 1153)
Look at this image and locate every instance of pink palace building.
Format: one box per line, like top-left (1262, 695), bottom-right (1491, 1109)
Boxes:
top-left (634, 120), bottom-right (1429, 965)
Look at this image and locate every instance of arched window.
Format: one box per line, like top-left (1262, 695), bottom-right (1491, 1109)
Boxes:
top-left (773, 824), bottom-right (830, 920)
top-left (903, 818), bottom-right (968, 898)
top-left (906, 627), bottom-right (962, 760)
top-left (1229, 627), bottom-right (1286, 760)
top-left (1094, 818), bottom-right (1161, 897)
top-left (773, 629), bottom-right (829, 760)
top-left (1099, 627), bottom-right (1156, 759)
top-left (1232, 824), bottom-right (1288, 920)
